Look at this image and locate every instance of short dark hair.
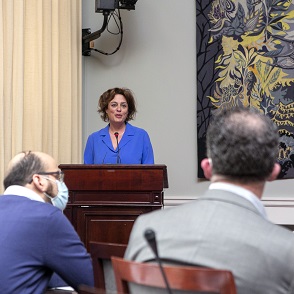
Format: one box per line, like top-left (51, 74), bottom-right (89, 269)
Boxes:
top-left (98, 87), bottom-right (137, 122)
top-left (206, 107), bottom-right (279, 182)
top-left (3, 151), bottom-right (45, 189)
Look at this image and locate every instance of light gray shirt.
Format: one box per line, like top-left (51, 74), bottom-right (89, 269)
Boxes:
top-left (4, 185), bottom-right (45, 203)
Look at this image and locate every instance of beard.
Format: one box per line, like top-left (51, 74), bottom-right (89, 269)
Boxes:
top-left (45, 181), bottom-right (56, 198)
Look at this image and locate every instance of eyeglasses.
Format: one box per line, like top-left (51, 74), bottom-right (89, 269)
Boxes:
top-left (38, 170), bottom-right (64, 183)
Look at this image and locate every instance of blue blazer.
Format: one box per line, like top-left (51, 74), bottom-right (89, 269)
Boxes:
top-left (0, 195), bottom-right (94, 293)
top-left (84, 123), bottom-right (154, 164)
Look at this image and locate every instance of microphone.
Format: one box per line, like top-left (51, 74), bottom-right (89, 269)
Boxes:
top-left (144, 229), bottom-right (173, 294)
top-left (114, 132), bottom-right (121, 164)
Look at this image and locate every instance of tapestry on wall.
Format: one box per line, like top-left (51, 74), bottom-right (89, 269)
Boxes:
top-left (197, 0), bottom-right (294, 179)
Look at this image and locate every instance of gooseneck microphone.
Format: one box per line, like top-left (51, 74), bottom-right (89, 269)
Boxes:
top-left (114, 132), bottom-right (121, 164)
top-left (144, 229), bottom-right (173, 294)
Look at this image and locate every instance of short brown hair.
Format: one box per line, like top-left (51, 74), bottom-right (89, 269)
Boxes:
top-left (206, 107), bottom-right (279, 183)
top-left (98, 87), bottom-right (137, 122)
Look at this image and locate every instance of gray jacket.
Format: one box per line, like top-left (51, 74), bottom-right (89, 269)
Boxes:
top-left (125, 189), bottom-right (294, 294)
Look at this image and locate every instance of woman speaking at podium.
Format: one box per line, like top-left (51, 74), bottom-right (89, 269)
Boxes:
top-left (84, 87), bottom-right (154, 164)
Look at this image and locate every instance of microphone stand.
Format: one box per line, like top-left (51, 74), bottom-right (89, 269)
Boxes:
top-left (144, 229), bottom-right (173, 294)
top-left (114, 132), bottom-right (121, 164)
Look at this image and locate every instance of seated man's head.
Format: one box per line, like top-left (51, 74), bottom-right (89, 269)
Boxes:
top-left (4, 151), bottom-right (68, 210)
top-left (201, 107), bottom-right (280, 184)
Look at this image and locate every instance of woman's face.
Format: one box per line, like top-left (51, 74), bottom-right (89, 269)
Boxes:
top-left (106, 94), bottom-right (128, 124)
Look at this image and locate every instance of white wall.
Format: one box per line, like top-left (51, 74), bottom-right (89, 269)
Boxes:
top-left (82, 0), bottom-right (294, 205)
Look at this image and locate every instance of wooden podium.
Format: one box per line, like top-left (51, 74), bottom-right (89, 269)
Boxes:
top-left (59, 164), bottom-right (168, 250)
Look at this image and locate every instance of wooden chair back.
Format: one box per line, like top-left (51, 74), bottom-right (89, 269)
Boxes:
top-left (78, 284), bottom-right (108, 294)
top-left (89, 241), bottom-right (127, 290)
top-left (111, 256), bottom-right (237, 294)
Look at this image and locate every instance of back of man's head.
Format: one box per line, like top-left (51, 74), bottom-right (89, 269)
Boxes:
top-left (3, 151), bottom-right (45, 189)
top-left (206, 107), bottom-right (279, 182)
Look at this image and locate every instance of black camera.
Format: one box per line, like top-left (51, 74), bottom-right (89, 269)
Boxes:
top-left (95, 0), bottom-right (138, 12)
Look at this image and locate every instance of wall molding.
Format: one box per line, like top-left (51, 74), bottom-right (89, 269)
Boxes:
top-left (164, 196), bottom-right (294, 226)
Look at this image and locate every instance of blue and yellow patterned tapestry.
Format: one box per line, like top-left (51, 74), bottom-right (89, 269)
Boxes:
top-left (197, 0), bottom-right (294, 179)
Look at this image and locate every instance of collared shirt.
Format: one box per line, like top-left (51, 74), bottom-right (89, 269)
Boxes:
top-left (4, 185), bottom-right (45, 203)
top-left (209, 182), bottom-right (267, 219)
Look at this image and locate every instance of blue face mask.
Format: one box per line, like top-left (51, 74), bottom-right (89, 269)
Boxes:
top-left (44, 179), bottom-right (69, 211)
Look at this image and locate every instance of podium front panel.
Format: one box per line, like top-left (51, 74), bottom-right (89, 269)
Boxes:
top-left (60, 164), bottom-right (168, 250)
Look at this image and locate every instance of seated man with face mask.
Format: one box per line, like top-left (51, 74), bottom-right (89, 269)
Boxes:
top-left (0, 151), bottom-right (94, 294)
top-left (40, 170), bottom-right (69, 210)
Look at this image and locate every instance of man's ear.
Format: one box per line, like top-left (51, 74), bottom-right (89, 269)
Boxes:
top-left (201, 158), bottom-right (213, 180)
top-left (31, 174), bottom-right (47, 192)
top-left (267, 163), bottom-right (281, 182)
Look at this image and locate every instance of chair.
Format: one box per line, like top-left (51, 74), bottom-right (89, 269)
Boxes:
top-left (89, 241), bottom-right (127, 290)
top-left (111, 256), bottom-right (237, 294)
top-left (78, 284), bottom-right (108, 294)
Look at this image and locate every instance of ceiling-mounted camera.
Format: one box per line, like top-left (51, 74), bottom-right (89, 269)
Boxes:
top-left (82, 0), bottom-right (139, 56)
top-left (95, 0), bottom-right (138, 12)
